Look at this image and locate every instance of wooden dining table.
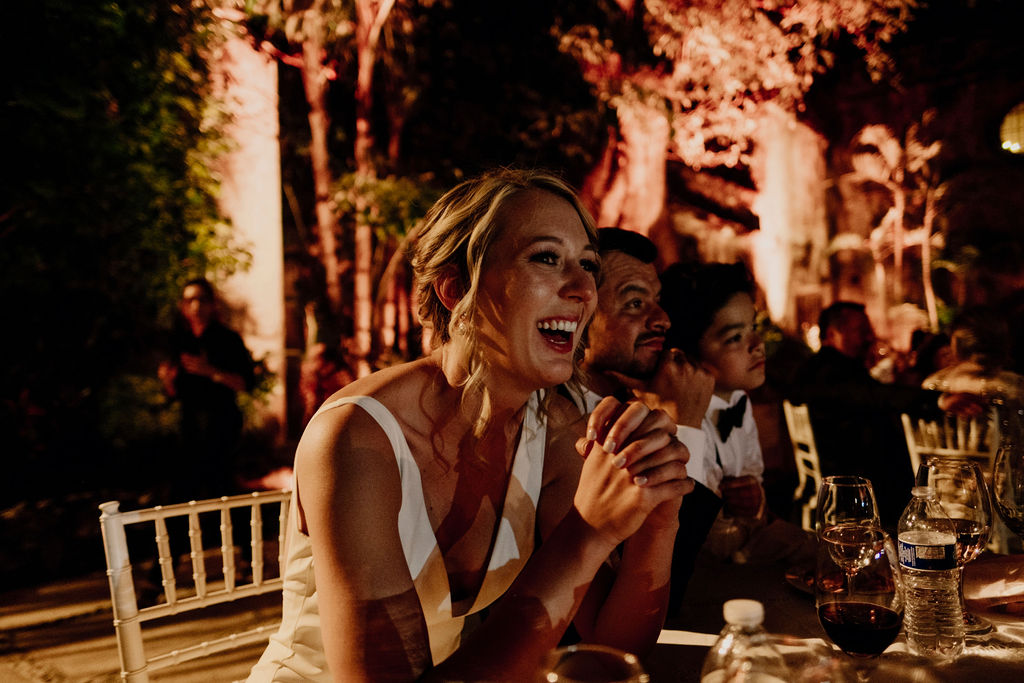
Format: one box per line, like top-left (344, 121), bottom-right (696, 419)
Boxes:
top-left (645, 550), bottom-right (1024, 682)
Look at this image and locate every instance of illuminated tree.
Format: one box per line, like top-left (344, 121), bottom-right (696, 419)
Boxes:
top-left (844, 118), bottom-right (942, 331)
top-left (558, 0), bottom-right (916, 235)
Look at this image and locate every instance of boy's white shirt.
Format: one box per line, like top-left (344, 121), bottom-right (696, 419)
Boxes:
top-left (570, 385), bottom-right (710, 491)
top-left (700, 389), bottom-right (764, 496)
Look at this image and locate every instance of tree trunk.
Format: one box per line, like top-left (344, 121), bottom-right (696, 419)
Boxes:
top-left (891, 173), bottom-right (906, 307)
top-left (300, 14), bottom-right (343, 319)
top-left (580, 125), bottom-right (618, 223)
top-left (922, 186), bottom-right (938, 330)
top-left (382, 266), bottom-right (397, 349)
top-left (749, 104), bottom-right (829, 330)
top-left (351, 0), bottom-right (396, 377)
top-left (376, 238), bottom-right (408, 351)
top-left (609, 100), bottom-right (669, 237)
top-left (385, 94), bottom-right (407, 165)
top-left (397, 271), bottom-right (409, 356)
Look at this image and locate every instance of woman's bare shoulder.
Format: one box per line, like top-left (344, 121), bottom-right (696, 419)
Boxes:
top-left (298, 356), bottom-right (444, 473)
top-left (306, 357), bottom-right (434, 425)
top-left (324, 355), bottom-right (438, 402)
top-left (295, 395), bottom-right (393, 479)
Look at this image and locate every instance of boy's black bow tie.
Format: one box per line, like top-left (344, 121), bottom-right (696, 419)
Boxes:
top-left (716, 395), bottom-right (748, 442)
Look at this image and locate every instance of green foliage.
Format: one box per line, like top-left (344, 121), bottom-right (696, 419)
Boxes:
top-left (1, 0), bottom-right (244, 498)
top-left (333, 173), bottom-right (441, 242)
top-left (96, 375), bottom-right (181, 449)
top-left (246, 0), bottom-right (356, 45)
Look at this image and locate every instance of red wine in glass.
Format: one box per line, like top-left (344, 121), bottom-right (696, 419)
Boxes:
top-left (818, 602), bottom-right (902, 658)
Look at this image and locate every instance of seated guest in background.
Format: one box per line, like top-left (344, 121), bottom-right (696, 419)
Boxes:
top-left (660, 262), bottom-right (815, 568)
top-left (248, 170), bottom-right (693, 682)
top-left (789, 302), bottom-right (939, 528)
top-left (570, 228), bottom-right (716, 617)
top-left (923, 305), bottom-right (1024, 415)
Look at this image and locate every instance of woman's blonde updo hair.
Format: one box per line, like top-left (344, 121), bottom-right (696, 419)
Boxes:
top-left (408, 168), bottom-right (597, 420)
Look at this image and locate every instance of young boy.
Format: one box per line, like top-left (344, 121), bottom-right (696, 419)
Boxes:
top-left (660, 262), bottom-right (813, 564)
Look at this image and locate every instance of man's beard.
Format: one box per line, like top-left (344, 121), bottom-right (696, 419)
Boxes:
top-left (627, 334), bottom-right (663, 379)
top-left (626, 361), bottom-right (658, 381)
top-left (626, 353), bottom-right (660, 381)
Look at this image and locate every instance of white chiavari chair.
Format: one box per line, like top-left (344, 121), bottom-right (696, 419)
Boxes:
top-left (99, 490), bottom-right (290, 682)
top-left (782, 400), bottom-right (823, 532)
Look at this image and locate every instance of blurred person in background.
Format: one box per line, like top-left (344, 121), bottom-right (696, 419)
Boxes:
top-left (159, 277), bottom-right (255, 500)
top-left (789, 302), bottom-right (938, 528)
top-left (924, 306), bottom-right (1024, 415)
top-left (894, 330), bottom-right (954, 388)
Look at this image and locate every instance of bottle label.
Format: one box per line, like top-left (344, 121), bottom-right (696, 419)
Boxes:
top-left (897, 537), bottom-right (957, 571)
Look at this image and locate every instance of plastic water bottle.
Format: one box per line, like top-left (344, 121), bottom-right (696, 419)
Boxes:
top-left (897, 485), bottom-right (965, 661)
top-left (700, 599), bottom-right (790, 683)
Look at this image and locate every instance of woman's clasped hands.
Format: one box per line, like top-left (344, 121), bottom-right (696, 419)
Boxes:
top-left (574, 396), bottom-right (694, 544)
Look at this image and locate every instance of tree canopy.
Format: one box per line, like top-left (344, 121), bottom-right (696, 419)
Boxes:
top-left (560, 0), bottom-right (916, 170)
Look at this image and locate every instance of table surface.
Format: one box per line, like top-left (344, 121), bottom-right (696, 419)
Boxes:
top-left (646, 550), bottom-right (1024, 682)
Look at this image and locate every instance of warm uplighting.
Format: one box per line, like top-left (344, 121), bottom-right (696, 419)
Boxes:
top-left (1000, 102), bottom-right (1024, 154)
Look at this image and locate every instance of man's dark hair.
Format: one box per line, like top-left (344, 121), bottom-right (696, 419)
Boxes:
top-left (818, 301), bottom-right (865, 338)
top-left (659, 261), bottom-right (755, 360)
top-left (597, 227), bottom-right (658, 264)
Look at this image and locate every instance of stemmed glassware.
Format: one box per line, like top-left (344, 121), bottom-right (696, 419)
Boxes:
top-left (814, 476), bottom-right (903, 680)
top-left (816, 476), bottom-right (882, 534)
top-left (918, 457), bottom-right (993, 634)
top-left (992, 399), bottom-right (1024, 540)
top-left (816, 476), bottom-right (882, 582)
top-left (537, 644), bottom-right (649, 683)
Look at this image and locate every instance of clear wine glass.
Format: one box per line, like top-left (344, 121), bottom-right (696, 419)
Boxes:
top-left (537, 644), bottom-right (649, 683)
top-left (816, 476), bottom-right (882, 587)
top-left (816, 476), bottom-right (881, 535)
top-left (992, 400), bottom-right (1024, 540)
top-left (815, 526), bottom-right (903, 681)
top-left (919, 457), bottom-right (994, 634)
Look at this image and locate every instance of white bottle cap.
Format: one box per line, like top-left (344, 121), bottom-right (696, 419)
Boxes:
top-left (723, 599), bottom-right (764, 627)
top-left (911, 485), bottom-right (935, 498)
